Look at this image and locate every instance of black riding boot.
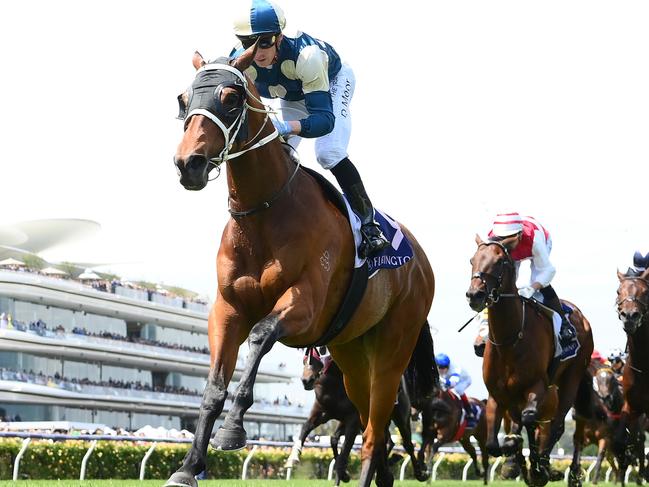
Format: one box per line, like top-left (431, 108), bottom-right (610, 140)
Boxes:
top-left (540, 285), bottom-right (576, 347)
top-left (331, 158), bottom-right (389, 259)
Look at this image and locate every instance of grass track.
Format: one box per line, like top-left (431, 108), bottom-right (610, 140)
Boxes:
top-left (0, 481), bottom-right (621, 487)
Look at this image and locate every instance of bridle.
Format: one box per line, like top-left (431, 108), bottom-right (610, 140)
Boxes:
top-left (177, 61), bottom-right (301, 216)
top-left (472, 241), bottom-right (525, 347)
top-left (616, 277), bottom-right (649, 326)
top-left (472, 241), bottom-right (519, 308)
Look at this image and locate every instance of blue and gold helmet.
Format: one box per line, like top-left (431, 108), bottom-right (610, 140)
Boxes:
top-left (233, 0), bottom-right (286, 37)
top-left (435, 353), bottom-right (450, 368)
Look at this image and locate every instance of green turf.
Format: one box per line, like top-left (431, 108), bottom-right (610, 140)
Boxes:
top-left (0, 481), bottom-right (622, 487)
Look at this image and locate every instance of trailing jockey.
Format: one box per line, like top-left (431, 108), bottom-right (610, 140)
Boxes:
top-left (435, 353), bottom-right (477, 426)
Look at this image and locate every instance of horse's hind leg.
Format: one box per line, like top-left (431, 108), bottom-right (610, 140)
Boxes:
top-left (390, 387), bottom-right (428, 481)
top-left (460, 435), bottom-right (481, 479)
top-left (568, 417), bottom-right (585, 487)
top-left (211, 315), bottom-right (283, 450)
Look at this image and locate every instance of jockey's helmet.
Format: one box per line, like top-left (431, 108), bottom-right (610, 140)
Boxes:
top-left (607, 348), bottom-right (624, 363)
top-left (491, 212), bottom-right (523, 237)
top-left (435, 353), bottom-right (450, 368)
top-left (233, 0), bottom-right (286, 38)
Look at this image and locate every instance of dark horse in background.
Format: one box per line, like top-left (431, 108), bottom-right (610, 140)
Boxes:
top-left (423, 390), bottom-right (489, 484)
top-left (466, 236), bottom-right (593, 487)
top-left (573, 363), bottom-right (624, 484)
top-left (613, 269), bottom-right (649, 485)
top-left (166, 44), bottom-right (436, 487)
top-left (289, 347), bottom-right (432, 484)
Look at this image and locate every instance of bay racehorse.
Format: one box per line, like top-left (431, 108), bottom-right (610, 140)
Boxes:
top-left (166, 45), bottom-right (436, 487)
top-left (466, 235), bottom-right (593, 487)
top-left (423, 390), bottom-right (489, 484)
top-left (289, 348), bottom-right (429, 483)
top-left (613, 269), bottom-right (649, 485)
top-left (575, 363), bottom-right (623, 484)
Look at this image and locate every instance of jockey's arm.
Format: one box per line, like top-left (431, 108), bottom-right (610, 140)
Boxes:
top-left (295, 47), bottom-right (335, 138)
top-left (530, 230), bottom-right (556, 289)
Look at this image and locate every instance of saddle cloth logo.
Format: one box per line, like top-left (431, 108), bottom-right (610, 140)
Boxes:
top-left (366, 210), bottom-right (414, 277)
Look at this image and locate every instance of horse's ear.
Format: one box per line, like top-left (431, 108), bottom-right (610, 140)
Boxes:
top-left (192, 51), bottom-right (206, 70)
top-left (475, 234), bottom-right (484, 246)
top-left (230, 42), bottom-right (258, 72)
top-left (641, 268), bottom-right (649, 281)
top-left (617, 269), bottom-right (627, 281)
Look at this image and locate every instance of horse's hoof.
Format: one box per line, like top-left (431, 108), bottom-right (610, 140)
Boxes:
top-left (210, 426), bottom-right (247, 451)
top-left (414, 468), bottom-right (430, 482)
top-left (164, 471), bottom-right (198, 487)
top-left (521, 408), bottom-right (538, 426)
top-left (549, 468), bottom-right (565, 482)
top-left (340, 470), bottom-right (351, 483)
top-left (500, 457), bottom-right (521, 480)
top-left (376, 472), bottom-right (394, 487)
top-left (530, 464), bottom-right (550, 487)
top-left (567, 470), bottom-right (583, 487)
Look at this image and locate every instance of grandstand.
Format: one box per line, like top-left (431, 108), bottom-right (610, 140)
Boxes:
top-left (0, 220), bottom-right (309, 439)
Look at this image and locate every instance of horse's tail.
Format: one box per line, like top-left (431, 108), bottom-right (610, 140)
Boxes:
top-left (404, 321), bottom-right (438, 405)
top-left (573, 369), bottom-right (595, 419)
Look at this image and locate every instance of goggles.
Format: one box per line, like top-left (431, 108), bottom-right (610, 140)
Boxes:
top-left (238, 34), bottom-right (278, 50)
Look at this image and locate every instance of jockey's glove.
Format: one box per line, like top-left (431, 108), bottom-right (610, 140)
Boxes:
top-left (518, 286), bottom-right (536, 299)
top-left (272, 119), bottom-right (292, 137)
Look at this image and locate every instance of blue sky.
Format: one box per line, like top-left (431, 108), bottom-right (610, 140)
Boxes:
top-left (2, 1), bottom-right (648, 397)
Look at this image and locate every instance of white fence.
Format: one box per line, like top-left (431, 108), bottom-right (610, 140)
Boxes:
top-left (0, 431), bottom-right (633, 483)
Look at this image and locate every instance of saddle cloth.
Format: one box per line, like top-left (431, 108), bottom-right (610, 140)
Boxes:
top-left (343, 198), bottom-right (414, 279)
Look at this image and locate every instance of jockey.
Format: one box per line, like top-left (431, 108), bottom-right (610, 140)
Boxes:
top-left (607, 348), bottom-right (625, 378)
top-left (487, 212), bottom-right (576, 348)
top-left (230, 0), bottom-right (389, 258)
top-left (631, 251), bottom-right (649, 275)
top-left (435, 353), bottom-right (476, 424)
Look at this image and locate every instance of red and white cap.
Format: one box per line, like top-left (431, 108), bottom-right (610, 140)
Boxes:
top-left (491, 212), bottom-right (523, 237)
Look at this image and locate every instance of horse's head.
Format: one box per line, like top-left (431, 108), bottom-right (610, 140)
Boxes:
top-left (616, 268), bottom-right (649, 334)
top-left (593, 367), bottom-right (621, 410)
top-left (174, 47), bottom-right (271, 190)
top-left (466, 234), bottom-right (517, 311)
top-left (301, 347), bottom-right (325, 390)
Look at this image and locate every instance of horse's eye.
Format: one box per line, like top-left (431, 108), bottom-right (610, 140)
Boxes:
top-left (221, 91), bottom-right (241, 109)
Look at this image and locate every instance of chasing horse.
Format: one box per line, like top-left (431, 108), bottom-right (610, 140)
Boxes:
top-left (289, 348), bottom-right (429, 484)
top-left (466, 226), bottom-right (593, 487)
top-left (166, 42), bottom-right (436, 487)
top-left (613, 267), bottom-right (649, 485)
top-left (423, 389), bottom-right (489, 484)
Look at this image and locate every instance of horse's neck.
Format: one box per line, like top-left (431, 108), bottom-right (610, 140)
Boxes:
top-left (627, 327), bottom-right (649, 372)
top-left (487, 286), bottom-right (523, 346)
top-left (226, 138), bottom-right (290, 213)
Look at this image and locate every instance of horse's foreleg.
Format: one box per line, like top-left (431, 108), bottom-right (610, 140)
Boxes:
top-left (522, 380), bottom-right (547, 426)
top-left (166, 305), bottom-right (243, 487)
top-left (485, 395), bottom-right (503, 456)
top-left (460, 435), bottom-right (481, 478)
top-left (591, 437), bottom-right (607, 484)
top-left (390, 388), bottom-right (427, 481)
top-left (331, 421), bottom-right (345, 460)
top-left (287, 408), bottom-right (329, 468)
top-left (335, 418), bottom-right (360, 485)
top-left (211, 314), bottom-right (283, 450)
top-left (568, 417), bottom-right (585, 487)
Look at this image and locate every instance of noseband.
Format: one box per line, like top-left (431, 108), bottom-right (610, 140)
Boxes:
top-left (472, 241), bottom-right (518, 307)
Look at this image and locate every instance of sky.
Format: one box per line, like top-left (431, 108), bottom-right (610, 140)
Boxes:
top-left (1, 1), bottom-right (649, 398)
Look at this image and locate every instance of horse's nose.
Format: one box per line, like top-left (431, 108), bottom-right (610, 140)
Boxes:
top-left (301, 377), bottom-right (314, 390)
top-left (466, 288), bottom-right (486, 311)
top-left (620, 310), bottom-right (640, 322)
top-left (175, 154), bottom-right (209, 190)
